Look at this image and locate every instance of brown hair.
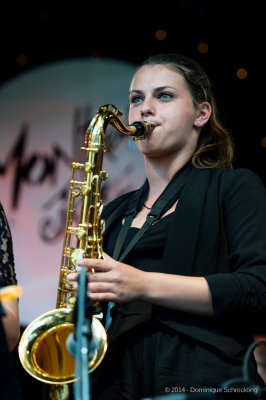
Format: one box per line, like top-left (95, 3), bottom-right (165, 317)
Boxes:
top-left (141, 53), bottom-right (234, 169)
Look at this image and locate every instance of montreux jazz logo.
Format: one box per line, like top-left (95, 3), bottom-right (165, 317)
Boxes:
top-left (0, 108), bottom-right (126, 242)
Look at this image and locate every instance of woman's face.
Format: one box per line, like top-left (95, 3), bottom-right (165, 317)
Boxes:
top-left (129, 65), bottom-right (208, 159)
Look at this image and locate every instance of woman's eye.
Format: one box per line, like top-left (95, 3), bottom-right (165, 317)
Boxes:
top-left (130, 96), bottom-right (143, 104)
top-left (158, 92), bottom-right (173, 100)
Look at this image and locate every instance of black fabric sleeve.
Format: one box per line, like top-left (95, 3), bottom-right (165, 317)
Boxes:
top-left (0, 202), bottom-right (17, 288)
top-left (205, 169), bottom-right (266, 328)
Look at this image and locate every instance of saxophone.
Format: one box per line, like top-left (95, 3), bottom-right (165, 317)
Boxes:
top-left (18, 104), bottom-right (151, 386)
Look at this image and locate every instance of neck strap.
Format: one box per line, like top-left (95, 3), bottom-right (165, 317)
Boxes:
top-left (112, 163), bottom-right (192, 262)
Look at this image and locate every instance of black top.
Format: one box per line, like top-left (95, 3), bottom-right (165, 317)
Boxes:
top-left (91, 166), bottom-right (266, 399)
top-left (105, 214), bottom-right (172, 338)
top-left (105, 212), bottom-right (171, 271)
top-left (102, 166), bottom-right (266, 339)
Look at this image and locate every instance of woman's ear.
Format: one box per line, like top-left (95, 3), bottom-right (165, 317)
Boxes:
top-left (194, 102), bottom-right (212, 128)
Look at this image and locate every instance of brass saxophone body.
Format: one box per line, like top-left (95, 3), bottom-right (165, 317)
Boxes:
top-left (18, 104), bottom-right (151, 385)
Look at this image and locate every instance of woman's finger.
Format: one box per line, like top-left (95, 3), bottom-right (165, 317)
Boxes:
top-left (77, 257), bottom-right (111, 271)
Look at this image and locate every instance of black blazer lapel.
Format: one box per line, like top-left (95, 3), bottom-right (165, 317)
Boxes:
top-left (161, 168), bottom-right (212, 276)
top-left (103, 190), bottom-right (136, 239)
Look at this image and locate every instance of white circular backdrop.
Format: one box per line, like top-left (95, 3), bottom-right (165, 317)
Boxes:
top-left (0, 57), bottom-right (145, 325)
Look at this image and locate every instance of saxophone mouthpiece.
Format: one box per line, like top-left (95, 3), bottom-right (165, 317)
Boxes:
top-left (129, 121), bottom-right (152, 141)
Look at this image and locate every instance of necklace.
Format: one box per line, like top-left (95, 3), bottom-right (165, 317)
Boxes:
top-left (143, 203), bottom-right (152, 210)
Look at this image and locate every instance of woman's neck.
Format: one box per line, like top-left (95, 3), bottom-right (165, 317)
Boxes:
top-left (144, 151), bottom-right (192, 200)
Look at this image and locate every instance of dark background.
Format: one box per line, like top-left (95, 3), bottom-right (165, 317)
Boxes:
top-left (0, 1), bottom-right (265, 399)
top-left (0, 1), bottom-right (265, 183)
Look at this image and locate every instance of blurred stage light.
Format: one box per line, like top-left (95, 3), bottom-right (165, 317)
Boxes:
top-left (236, 67), bottom-right (248, 79)
top-left (197, 42), bottom-right (209, 54)
top-left (261, 137), bottom-right (266, 148)
top-left (16, 54), bottom-right (28, 67)
top-left (156, 29), bottom-right (167, 41)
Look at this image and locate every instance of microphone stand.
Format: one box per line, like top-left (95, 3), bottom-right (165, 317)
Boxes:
top-left (73, 266), bottom-right (92, 400)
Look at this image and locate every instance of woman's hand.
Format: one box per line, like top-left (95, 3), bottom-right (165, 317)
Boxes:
top-left (68, 253), bottom-right (214, 316)
top-left (68, 252), bottom-right (147, 304)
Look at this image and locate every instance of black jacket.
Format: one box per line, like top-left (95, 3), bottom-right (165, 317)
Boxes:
top-left (102, 166), bottom-right (266, 361)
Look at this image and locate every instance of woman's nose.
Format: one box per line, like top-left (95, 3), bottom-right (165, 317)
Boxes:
top-left (140, 98), bottom-right (155, 117)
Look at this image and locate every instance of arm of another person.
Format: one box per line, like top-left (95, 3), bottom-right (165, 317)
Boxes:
top-left (0, 203), bottom-right (20, 350)
top-left (1, 299), bottom-right (20, 350)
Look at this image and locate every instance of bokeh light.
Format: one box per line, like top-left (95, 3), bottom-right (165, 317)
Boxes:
top-left (155, 29), bottom-right (167, 41)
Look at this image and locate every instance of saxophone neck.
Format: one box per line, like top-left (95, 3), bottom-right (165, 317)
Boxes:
top-left (84, 104), bottom-right (151, 147)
